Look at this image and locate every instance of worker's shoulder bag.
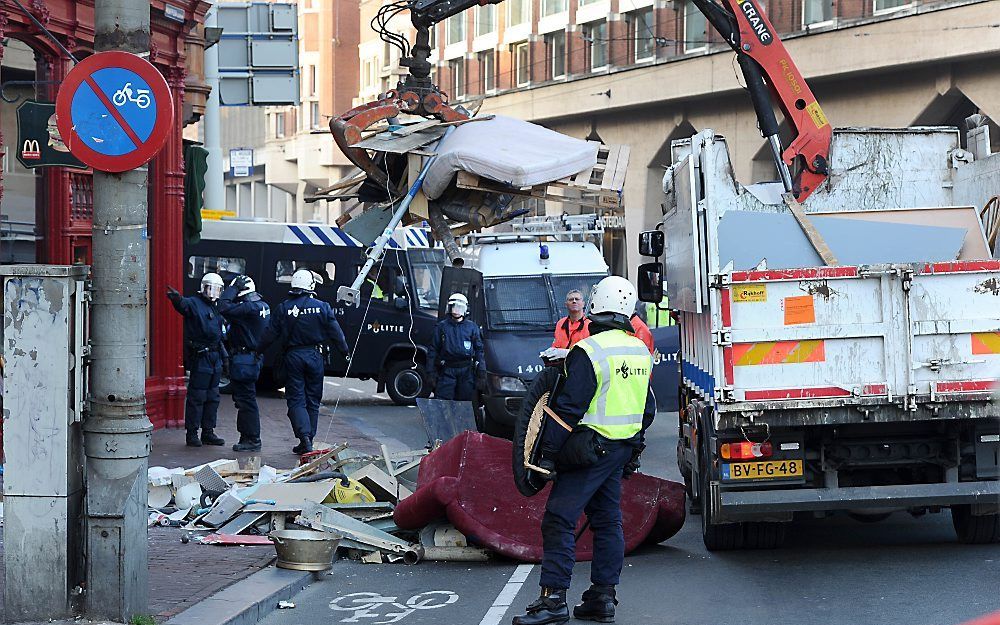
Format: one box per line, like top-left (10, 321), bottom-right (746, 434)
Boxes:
top-left (512, 366), bottom-right (564, 497)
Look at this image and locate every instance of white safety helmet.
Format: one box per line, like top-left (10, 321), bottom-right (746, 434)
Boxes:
top-left (290, 269), bottom-right (317, 292)
top-left (231, 275), bottom-right (256, 298)
top-left (447, 292), bottom-right (468, 317)
top-left (588, 276), bottom-right (637, 317)
top-left (200, 272), bottom-right (224, 301)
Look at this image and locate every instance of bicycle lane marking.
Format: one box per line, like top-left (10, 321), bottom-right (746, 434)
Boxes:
top-left (328, 590), bottom-right (459, 624)
top-left (478, 564), bottom-right (535, 625)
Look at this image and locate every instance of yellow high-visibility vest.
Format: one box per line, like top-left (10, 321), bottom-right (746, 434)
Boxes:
top-left (572, 330), bottom-right (652, 440)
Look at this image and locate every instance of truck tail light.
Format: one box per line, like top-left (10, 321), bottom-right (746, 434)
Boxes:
top-left (720, 441), bottom-right (773, 460)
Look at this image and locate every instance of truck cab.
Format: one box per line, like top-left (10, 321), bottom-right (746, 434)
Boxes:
top-left (439, 215), bottom-right (609, 434)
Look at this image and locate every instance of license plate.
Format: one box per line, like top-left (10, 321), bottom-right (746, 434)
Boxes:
top-left (722, 459), bottom-right (803, 481)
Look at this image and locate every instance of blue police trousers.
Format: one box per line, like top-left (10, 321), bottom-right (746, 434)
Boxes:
top-left (540, 439), bottom-right (633, 590)
top-left (229, 352), bottom-right (262, 442)
top-left (435, 365), bottom-right (475, 401)
top-left (185, 351), bottom-right (222, 432)
top-left (284, 348), bottom-right (324, 440)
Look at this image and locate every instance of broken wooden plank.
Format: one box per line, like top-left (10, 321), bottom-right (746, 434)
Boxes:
top-left (782, 192), bottom-right (839, 266)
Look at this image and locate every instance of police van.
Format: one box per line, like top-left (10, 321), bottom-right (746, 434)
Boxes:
top-left (184, 219), bottom-right (445, 404)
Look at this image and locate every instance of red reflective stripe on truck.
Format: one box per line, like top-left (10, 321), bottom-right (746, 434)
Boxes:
top-left (744, 386), bottom-right (852, 400)
top-left (934, 380), bottom-right (997, 393)
top-left (920, 260), bottom-right (1000, 274)
top-left (723, 345), bottom-right (734, 385)
top-left (861, 384), bottom-right (888, 396)
top-left (730, 266), bottom-right (859, 282)
top-left (720, 287), bottom-right (732, 328)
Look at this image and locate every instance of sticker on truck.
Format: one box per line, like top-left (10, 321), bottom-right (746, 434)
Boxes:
top-left (732, 340), bottom-right (825, 366)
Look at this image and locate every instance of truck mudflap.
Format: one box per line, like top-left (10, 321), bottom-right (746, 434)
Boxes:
top-left (713, 480), bottom-right (1000, 516)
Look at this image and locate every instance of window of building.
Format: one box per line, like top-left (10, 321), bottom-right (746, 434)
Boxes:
top-left (429, 25), bottom-right (436, 49)
top-left (476, 4), bottom-right (496, 36)
top-left (479, 49), bottom-right (495, 92)
top-left (449, 57), bottom-right (465, 98)
top-left (874, 0), bottom-right (910, 11)
top-left (629, 8), bottom-right (655, 61)
top-left (275, 111), bottom-right (286, 137)
top-left (542, 0), bottom-right (567, 16)
top-left (803, 0), bottom-right (833, 24)
top-left (309, 65), bottom-right (317, 95)
top-left (684, 0), bottom-right (708, 52)
top-left (578, 0), bottom-right (601, 6)
top-left (446, 14), bottom-right (466, 45)
top-left (275, 260), bottom-right (337, 284)
top-left (508, 0), bottom-right (530, 27)
top-left (584, 21), bottom-right (608, 70)
top-left (187, 256), bottom-right (246, 279)
top-left (514, 41), bottom-right (530, 86)
top-left (310, 101), bottom-right (321, 129)
top-left (546, 31), bottom-right (566, 79)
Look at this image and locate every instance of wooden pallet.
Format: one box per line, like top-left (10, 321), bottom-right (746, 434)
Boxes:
top-left (454, 142), bottom-right (629, 209)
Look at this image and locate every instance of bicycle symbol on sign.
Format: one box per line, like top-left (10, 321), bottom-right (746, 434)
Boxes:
top-left (112, 82), bottom-right (151, 109)
top-left (329, 591), bottom-right (458, 624)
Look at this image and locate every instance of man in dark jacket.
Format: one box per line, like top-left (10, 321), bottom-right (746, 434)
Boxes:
top-left (262, 269), bottom-right (349, 454)
top-left (218, 274), bottom-right (270, 452)
top-left (167, 272), bottom-right (227, 447)
top-left (513, 276), bottom-right (655, 625)
top-left (427, 292), bottom-right (484, 401)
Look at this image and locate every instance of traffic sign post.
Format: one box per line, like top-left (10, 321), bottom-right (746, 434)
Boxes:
top-left (55, 51), bottom-right (173, 173)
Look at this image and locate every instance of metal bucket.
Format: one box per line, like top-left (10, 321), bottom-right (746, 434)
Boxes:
top-left (269, 529), bottom-right (341, 571)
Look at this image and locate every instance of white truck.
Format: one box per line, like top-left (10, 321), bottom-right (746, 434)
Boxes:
top-left (637, 125), bottom-right (1000, 549)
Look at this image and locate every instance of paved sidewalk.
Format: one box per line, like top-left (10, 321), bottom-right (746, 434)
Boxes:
top-left (0, 390), bottom-right (382, 623)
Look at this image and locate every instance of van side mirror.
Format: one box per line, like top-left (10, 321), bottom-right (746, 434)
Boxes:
top-left (393, 297), bottom-right (409, 310)
top-left (639, 231), bottom-right (664, 257)
top-left (394, 276), bottom-right (407, 297)
top-left (636, 262), bottom-right (663, 303)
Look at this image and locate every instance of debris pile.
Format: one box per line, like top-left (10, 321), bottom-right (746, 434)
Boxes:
top-left (147, 442), bottom-right (486, 566)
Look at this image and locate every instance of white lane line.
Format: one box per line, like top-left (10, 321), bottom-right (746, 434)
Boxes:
top-left (478, 564), bottom-right (534, 625)
top-left (348, 388), bottom-right (364, 394)
top-left (324, 381), bottom-right (340, 387)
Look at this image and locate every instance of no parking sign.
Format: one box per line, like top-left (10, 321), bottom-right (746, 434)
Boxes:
top-left (56, 51), bottom-right (174, 173)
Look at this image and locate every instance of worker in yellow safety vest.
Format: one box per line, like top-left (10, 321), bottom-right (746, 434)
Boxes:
top-left (645, 294), bottom-right (674, 328)
top-left (513, 276), bottom-right (655, 625)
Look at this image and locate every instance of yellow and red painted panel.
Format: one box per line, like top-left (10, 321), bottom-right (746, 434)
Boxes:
top-left (971, 332), bottom-right (1000, 355)
top-left (732, 340), bottom-right (826, 366)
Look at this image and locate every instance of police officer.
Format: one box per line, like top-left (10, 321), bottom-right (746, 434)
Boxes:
top-left (167, 273), bottom-right (228, 447)
top-left (218, 274), bottom-right (270, 452)
top-left (427, 293), bottom-right (484, 401)
top-left (513, 276), bottom-right (655, 625)
top-left (263, 269), bottom-right (349, 454)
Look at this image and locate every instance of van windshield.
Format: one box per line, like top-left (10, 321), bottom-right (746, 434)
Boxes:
top-left (483, 273), bottom-right (607, 331)
top-left (408, 249), bottom-right (446, 311)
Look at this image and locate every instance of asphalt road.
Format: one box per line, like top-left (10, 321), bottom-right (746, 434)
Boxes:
top-left (260, 385), bottom-right (1000, 625)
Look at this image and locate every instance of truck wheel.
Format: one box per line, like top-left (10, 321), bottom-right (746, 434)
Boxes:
top-left (700, 443), bottom-right (744, 551)
top-left (743, 521), bottom-right (787, 549)
top-left (385, 361), bottom-right (429, 406)
top-left (952, 505), bottom-right (1000, 544)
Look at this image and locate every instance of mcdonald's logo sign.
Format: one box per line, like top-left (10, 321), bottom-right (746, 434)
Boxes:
top-left (21, 139), bottom-right (41, 160)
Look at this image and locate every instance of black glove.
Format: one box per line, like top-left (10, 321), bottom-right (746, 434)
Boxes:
top-left (475, 369), bottom-right (487, 392)
top-left (538, 457), bottom-right (557, 482)
top-left (234, 275), bottom-right (251, 291)
top-left (166, 286), bottom-right (181, 302)
top-left (623, 444), bottom-right (645, 479)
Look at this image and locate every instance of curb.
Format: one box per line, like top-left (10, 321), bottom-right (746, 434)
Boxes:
top-left (164, 566), bottom-right (314, 625)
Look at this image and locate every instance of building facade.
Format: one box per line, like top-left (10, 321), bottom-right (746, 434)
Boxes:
top-left (357, 0), bottom-right (1000, 275)
top-left (0, 0), bottom-right (211, 428)
top-left (221, 0), bottom-right (361, 223)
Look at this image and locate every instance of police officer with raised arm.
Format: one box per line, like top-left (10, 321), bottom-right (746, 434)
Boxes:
top-left (218, 274), bottom-right (270, 452)
top-left (263, 269), bottom-right (349, 454)
top-left (427, 293), bottom-right (484, 401)
top-left (167, 272), bottom-right (228, 447)
top-left (512, 276), bottom-right (655, 625)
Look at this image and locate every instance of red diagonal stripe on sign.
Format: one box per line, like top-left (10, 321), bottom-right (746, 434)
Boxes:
top-left (84, 76), bottom-right (143, 149)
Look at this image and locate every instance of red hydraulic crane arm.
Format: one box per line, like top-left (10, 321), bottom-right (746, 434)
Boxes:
top-left (693, 0), bottom-right (832, 200)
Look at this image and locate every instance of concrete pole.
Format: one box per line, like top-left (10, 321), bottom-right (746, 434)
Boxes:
top-left (204, 3), bottom-right (226, 213)
top-left (85, 0), bottom-right (154, 620)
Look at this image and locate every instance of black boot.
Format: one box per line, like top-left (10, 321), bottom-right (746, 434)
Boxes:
top-left (232, 439), bottom-right (262, 452)
top-left (512, 588), bottom-right (568, 625)
top-left (201, 429), bottom-right (225, 446)
top-left (186, 430), bottom-right (202, 447)
top-left (292, 437), bottom-right (313, 455)
top-left (573, 585), bottom-right (617, 623)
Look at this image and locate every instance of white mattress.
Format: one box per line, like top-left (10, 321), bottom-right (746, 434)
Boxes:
top-left (422, 115), bottom-right (599, 200)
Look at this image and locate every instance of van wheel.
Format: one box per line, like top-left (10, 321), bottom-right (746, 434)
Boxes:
top-left (385, 361), bottom-right (429, 406)
top-left (952, 505), bottom-right (1000, 544)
